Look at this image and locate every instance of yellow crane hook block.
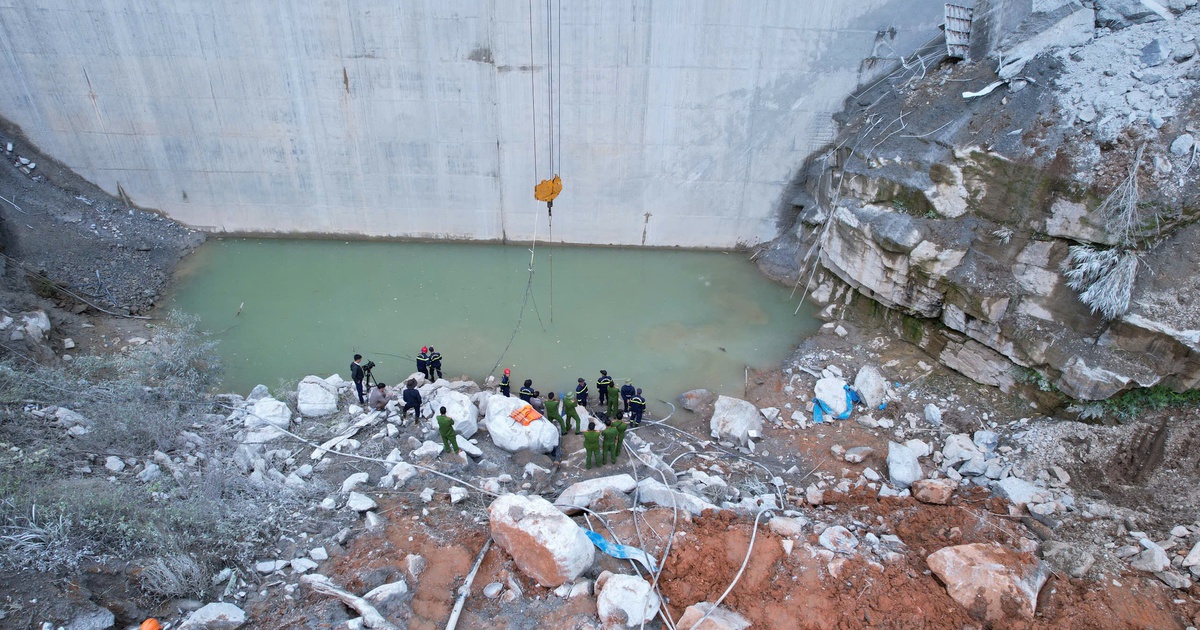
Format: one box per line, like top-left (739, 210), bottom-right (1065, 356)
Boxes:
top-left (534, 175), bottom-right (562, 203)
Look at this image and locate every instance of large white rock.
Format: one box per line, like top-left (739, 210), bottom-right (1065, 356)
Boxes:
top-left (636, 478), bottom-right (718, 516)
top-left (428, 388), bottom-right (479, 437)
top-left (177, 602), bottom-right (246, 629)
top-left (456, 435), bottom-right (482, 457)
top-left (813, 378), bottom-right (850, 416)
top-left (296, 375), bottom-right (339, 417)
top-left (595, 571), bottom-right (660, 628)
top-left (554, 475), bottom-right (637, 514)
top-left (990, 478), bottom-right (1047, 505)
top-left (488, 493), bottom-right (594, 587)
top-left (853, 366), bottom-right (888, 410)
top-left (247, 398), bottom-right (291, 429)
top-left (709, 396), bottom-right (762, 445)
top-left (677, 602), bottom-right (751, 630)
top-left (927, 543), bottom-right (1051, 621)
top-left (483, 396), bottom-right (559, 453)
top-left (887, 441), bottom-right (922, 488)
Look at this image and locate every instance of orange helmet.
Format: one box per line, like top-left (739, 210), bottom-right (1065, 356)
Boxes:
top-left (140, 620), bottom-right (162, 630)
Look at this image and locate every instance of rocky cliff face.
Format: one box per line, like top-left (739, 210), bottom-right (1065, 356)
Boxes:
top-left (760, 2), bottom-right (1200, 401)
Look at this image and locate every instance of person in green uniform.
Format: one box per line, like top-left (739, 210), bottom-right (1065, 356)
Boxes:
top-left (544, 391), bottom-right (565, 435)
top-left (563, 393), bottom-right (582, 435)
top-left (612, 417), bottom-right (628, 455)
top-left (583, 422), bottom-right (601, 469)
top-left (605, 384), bottom-right (621, 421)
top-left (601, 422), bottom-right (619, 465)
top-left (437, 406), bottom-right (459, 454)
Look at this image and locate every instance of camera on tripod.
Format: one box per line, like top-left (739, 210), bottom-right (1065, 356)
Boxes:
top-left (362, 360), bottom-right (378, 386)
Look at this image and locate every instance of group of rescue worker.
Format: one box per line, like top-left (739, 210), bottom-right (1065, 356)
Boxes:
top-left (499, 368), bottom-right (647, 469)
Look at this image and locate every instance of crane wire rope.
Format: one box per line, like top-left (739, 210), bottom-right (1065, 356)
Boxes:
top-left (489, 0), bottom-right (562, 377)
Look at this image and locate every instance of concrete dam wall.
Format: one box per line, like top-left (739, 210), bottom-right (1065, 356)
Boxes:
top-left (0, 1), bottom-right (945, 247)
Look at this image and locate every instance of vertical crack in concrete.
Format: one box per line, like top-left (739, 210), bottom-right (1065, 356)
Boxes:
top-left (641, 212), bottom-right (651, 246)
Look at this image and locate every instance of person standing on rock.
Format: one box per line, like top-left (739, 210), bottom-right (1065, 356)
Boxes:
top-left (629, 388), bottom-right (646, 426)
top-left (613, 417), bottom-right (628, 454)
top-left (575, 377), bottom-right (589, 408)
top-left (583, 422), bottom-right (602, 469)
top-left (401, 379), bottom-right (422, 425)
top-left (544, 392), bottom-right (565, 435)
top-left (605, 384), bottom-right (621, 421)
top-left (427, 346), bottom-right (443, 380)
top-left (499, 368), bottom-right (511, 397)
top-left (437, 406), bottom-right (460, 454)
top-left (597, 370), bottom-right (614, 407)
top-left (416, 347), bottom-right (430, 381)
top-left (601, 422), bottom-right (619, 465)
top-left (351, 354), bottom-right (366, 404)
top-left (563, 393), bottom-right (582, 434)
top-left (620, 379), bottom-right (635, 413)
top-left (519, 379), bottom-right (538, 403)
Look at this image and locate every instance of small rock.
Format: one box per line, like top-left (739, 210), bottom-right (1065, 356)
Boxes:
top-left (291, 558), bottom-right (318, 574)
top-left (346, 492), bottom-right (377, 512)
top-left (972, 431), bottom-right (998, 452)
top-left (1041, 541), bottom-right (1095, 578)
top-left (1183, 541), bottom-right (1200, 567)
top-left (341, 472), bottom-right (370, 493)
top-left (818, 525), bottom-right (859, 554)
top-left (137, 463), bottom-right (162, 483)
top-left (309, 547), bottom-right (328, 561)
top-left (1140, 39), bottom-right (1170, 66)
top-left (449, 486), bottom-right (469, 504)
top-left (924, 404), bottom-right (942, 425)
top-left (483, 582), bottom-right (503, 598)
top-left (806, 484), bottom-right (824, 506)
top-left (1155, 571), bottom-right (1192, 590)
top-left (255, 560), bottom-right (288, 574)
top-left (104, 456), bottom-right (126, 472)
top-left (1130, 540), bottom-right (1170, 572)
top-left (420, 487), bottom-right (435, 502)
top-left (863, 467), bottom-right (881, 482)
top-left (1170, 133), bottom-right (1195, 156)
top-left (912, 478), bottom-right (956, 505)
top-left (677, 602), bottom-right (752, 630)
top-left (887, 441), bottom-right (922, 489)
top-left (177, 602), bottom-right (246, 630)
top-left (844, 446), bottom-right (873, 463)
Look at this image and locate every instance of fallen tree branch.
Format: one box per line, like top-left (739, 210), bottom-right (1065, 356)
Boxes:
top-left (300, 574), bottom-right (398, 630)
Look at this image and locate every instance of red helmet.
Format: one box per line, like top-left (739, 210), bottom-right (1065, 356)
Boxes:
top-left (503, 368), bottom-right (510, 374)
top-left (421, 346), bottom-right (428, 352)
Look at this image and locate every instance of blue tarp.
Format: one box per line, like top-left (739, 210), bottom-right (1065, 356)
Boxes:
top-left (584, 529), bottom-right (658, 573)
top-left (813, 385), bottom-right (862, 424)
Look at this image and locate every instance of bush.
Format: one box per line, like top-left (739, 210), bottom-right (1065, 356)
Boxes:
top-left (1061, 245), bottom-right (1139, 320)
top-left (1101, 385), bottom-right (1200, 420)
top-left (0, 312), bottom-right (319, 598)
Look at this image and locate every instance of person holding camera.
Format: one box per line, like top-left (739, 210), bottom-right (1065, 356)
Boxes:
top-left (350, 354), bottom-right (366, 404)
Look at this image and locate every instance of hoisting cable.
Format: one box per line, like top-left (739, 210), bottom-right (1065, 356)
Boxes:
top-left (534, 0), bottom-right (563, 322)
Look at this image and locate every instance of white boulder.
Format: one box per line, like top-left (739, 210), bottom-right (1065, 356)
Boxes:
top-left (887, 441), bottom-right (922, 488)
top-left (677, 602), bottom-right (751, 630)
top-left (177, 602), bottom-right (246, 630)
top-left (296, 375), bottom-right (339, 417)
top-left (483, 396), bottom-right (559, 453)
top-left (428, 388), bottom-right (479, 438)
top-left (456, 435), bottom-right (482, 457)
top-left (853, 365), bottom-right (888, 410)
top-left (709, 396), bottom-right (762, 445)
top-left (554, 475), bottom-right (637, 514)
top-left (636, 478), bottom-right (717, 516)
top-left (248, 398), bottom-right (291, 430)
top-left (488, 493), bottom-right (594, 587)
top-left (595, 571), bottom-right (660, 628)
top-left (813, 378), bottom-right (850, 416)
top-left (346, 492), bottom-right (377, 512)
top-left (927, 543), bottom-right (1050, 621)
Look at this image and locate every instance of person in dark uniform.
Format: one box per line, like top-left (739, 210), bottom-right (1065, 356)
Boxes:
top-left (597, 370), bottom-right (614, 406)
top-left (620, 379), bottom-right (636, 413)
top-left (428, 346), bottom-right (443, 380)
top-left (499, 368), bottom-right (511, 396)
top-left (575, 377), bottom-right (589, 408)
top-left (351, 354), bottom-right (366, 404)
top-left (401, 379), bottom-right (422, 425)
top-left (629, 388), bottom-right (646, 426)
top-left (416, 347), bottom-right (429, 380)
top-left (519, 379), bottom-right (539, 403)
